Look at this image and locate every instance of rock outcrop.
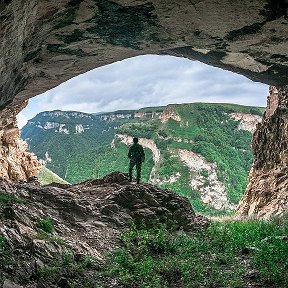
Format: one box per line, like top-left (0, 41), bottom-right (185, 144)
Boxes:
top-left (0, 101), bottom-right (41, 181)
top-left (178, 149), bottom-right (235, 211)
top-left (161, 105), bottom-right (181, 123)
top-left (0, 172), bottom-right (203, 286)
top-left (229, 113), bottom-right (262, 133)
top-left (236, 86), bottom-right (288, 218)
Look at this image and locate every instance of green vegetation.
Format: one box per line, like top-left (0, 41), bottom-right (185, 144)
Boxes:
top-left (161, 103), bottom-right (263, 204)
top-left (21, 111), bottom-right (137, 184)
top-left (200, 168), bottom-right (209, 178)
top-left (113, 103), bottom-right (264, 209)
top-left (36, 250), bottom-right (101, 287)
top-left (37, 217), bottom-right (54, 234)
top-left (104, 218), bottom-right (288, 288)
top-left (37, 230), bottom-right (66, 246)
top-left (118, 119), bottom-right (160, 139)
top-left (0, 236), bottom-right (11, 268)
top-left (0, 192), bottom-right (26, 206)
top-left (38, 166), bottom-right (69, 185)
top-left (18, 218), bottom-right (287, 287)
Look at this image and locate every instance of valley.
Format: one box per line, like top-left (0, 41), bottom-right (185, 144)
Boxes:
top-left (22, 103), bottom-right (264, 215)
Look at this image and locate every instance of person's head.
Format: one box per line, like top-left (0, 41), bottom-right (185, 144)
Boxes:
top-left (133, 137), bottom-right (139, 144)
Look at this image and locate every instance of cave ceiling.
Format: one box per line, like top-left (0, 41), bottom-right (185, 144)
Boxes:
top-left (0, 0), bottom-right (287, 111)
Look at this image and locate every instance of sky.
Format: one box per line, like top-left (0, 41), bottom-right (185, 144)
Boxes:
top-left (17, 55), bottom-right (268, 128)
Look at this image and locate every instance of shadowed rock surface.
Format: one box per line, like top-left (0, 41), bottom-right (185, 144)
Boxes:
top-left (0, 172), bottom-right (204, 287)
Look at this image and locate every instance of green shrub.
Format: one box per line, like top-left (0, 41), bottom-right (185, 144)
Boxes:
top-left (0, 192), bottom-right (26, 206)
top-left (36, 250), bottom-right (99, 286)
top-left (104, 218), bottom-right (288, 288)
top-left (200, 168), bottom-right (209, 178)
top-left (27, 219), bottom-right (288, 287)
top-left (0, 236), bottom-right (12, 267)
top-left (37, 217), bottom-right (54, 233)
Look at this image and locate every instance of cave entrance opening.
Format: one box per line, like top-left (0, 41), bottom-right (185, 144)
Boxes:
top-left (18, 54), bottom-right (268, 216)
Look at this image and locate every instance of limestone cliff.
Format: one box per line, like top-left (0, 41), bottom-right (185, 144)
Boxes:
top-left (161, 105), bottom-right (181, 123)
top-left (229, 113), bottom-right (262, 133)
top-left (0, 101), bottom-right (41, 181)
top-left (177, 149), bottom-right (235, 211)
top-left (236, 86), bottom-right (288, 218)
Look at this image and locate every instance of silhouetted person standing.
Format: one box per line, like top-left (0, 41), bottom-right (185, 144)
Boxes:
top-left (128, 137), bottom-right (145, 184)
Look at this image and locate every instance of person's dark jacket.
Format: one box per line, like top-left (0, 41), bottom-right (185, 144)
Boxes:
top-left (128, 143), bottom-right (145, 163)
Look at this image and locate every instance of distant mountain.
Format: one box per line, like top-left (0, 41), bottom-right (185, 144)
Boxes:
top-left (21, 103), bottom-right (264, 215)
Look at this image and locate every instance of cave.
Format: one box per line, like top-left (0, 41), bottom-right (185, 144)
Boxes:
top-left (0, 0), bottom-right (287, 218)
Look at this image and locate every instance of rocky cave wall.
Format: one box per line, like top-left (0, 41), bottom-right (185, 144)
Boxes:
top-left (236, 86), bottom-right (288, 218)
top-left (0, 0), bottom-right (287, 110)
top-left (0, 0), bottom-right (287, 216)
top-left (0, 100), bottom-right (41, 181)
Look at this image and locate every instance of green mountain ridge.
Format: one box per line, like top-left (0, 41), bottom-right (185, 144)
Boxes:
top-left (21, 103), bottom-right (264, 215)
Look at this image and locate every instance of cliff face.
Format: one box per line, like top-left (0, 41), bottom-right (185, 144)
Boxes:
top-left (0, 125), bottom-right (41, 181)
top-left (229, 113), bottom-right (262, 133)
top-left (236, 86), bottom-right (288, 218)
top-left (0, 101), bottom-right (41, 181)
top-left (177, 149), bottom-right (236, 211)
top-left (161, 105), bottom-right (181, 123)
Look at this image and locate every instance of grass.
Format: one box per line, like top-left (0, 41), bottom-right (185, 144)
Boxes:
top-left (104, 218), bottom-right (288, 288)
top-left (0, 192), bottom-right (26, 206)
top-left (6, 218), bottom-right (286, 287)
top-left (36, 250), bottom-right (100, 287)
top-left (37, 230), bottom-right (67, 246)
top-left (38, 166), bottom-right (69, 185)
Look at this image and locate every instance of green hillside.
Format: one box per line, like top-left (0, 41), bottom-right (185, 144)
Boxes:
top-left (21, 104), bottom-right (264, 215)
top-left (38, 166), bottom-right (69, 185)
top-left (22, 110), bottom-right (136, 183)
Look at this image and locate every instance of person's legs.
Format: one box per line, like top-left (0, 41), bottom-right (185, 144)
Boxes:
top-left (136, 162), bottom-right (142, 184)
top-left (129, 160), bottom-right (135, 181)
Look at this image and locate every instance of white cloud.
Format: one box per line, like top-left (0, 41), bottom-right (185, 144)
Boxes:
top-left (16, 112), bottom-right (28, 129)
top-left (20, 55), bottom-right (269, 127)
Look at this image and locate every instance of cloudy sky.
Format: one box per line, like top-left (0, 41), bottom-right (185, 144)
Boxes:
top-left (17, 55), bottom-right (268, 128)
